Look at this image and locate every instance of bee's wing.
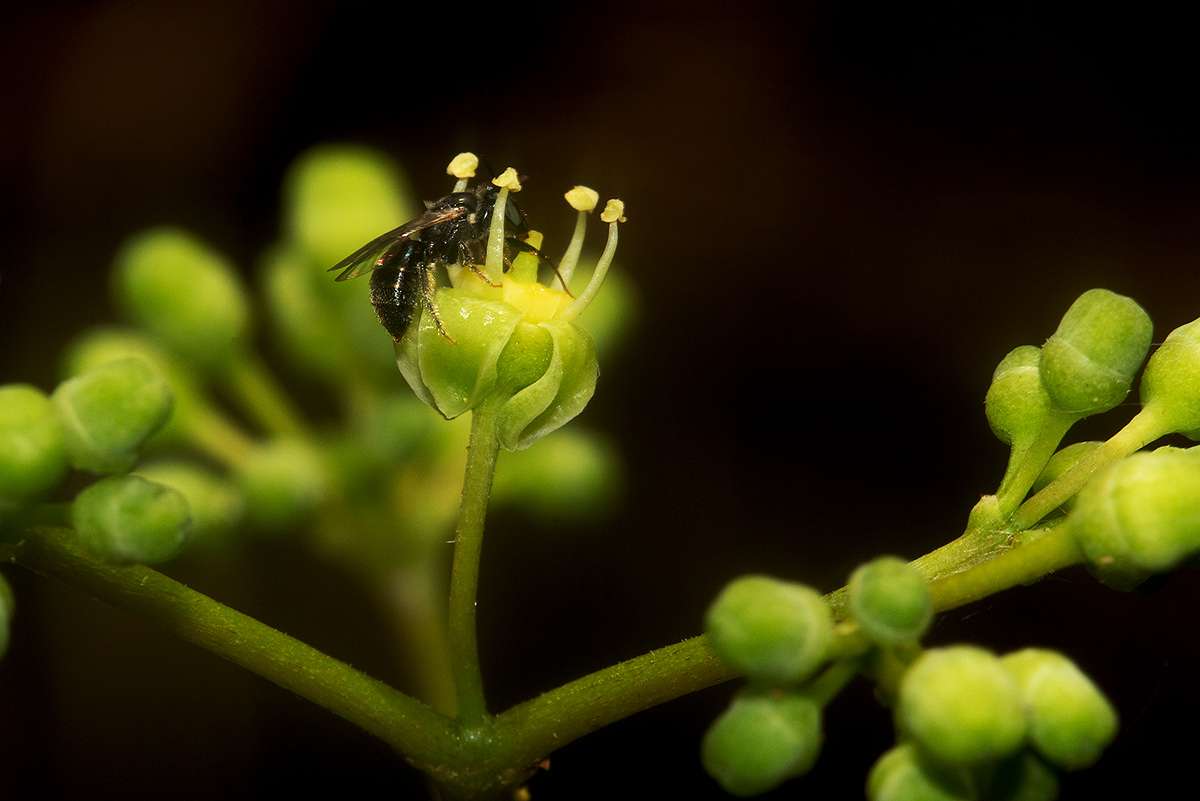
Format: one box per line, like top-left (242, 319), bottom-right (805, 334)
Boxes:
top-left (328, 205), bottom-right (471, 281)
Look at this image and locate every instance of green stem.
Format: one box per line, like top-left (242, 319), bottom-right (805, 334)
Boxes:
top-left (447, 399), bottom-right (502, 725)
top-left (995, 409), bottom-right (1079, 519)
top-left (225, 350), bottom-right (312, 439)
top-left (928, 524), bottom-right (1083, 611)
top-left (1010, 405), bottom-right (1169, 531)
top-left (489, 635), bottom-right (733, 771)
top-left (3, 525), bottom-right (453, 763)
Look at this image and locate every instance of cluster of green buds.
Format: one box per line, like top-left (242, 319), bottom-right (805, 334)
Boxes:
top-left (0, 359), bottom-right (188, 565)
top-left (1, 145), bottom-right (629, 674)
top-left (701, 557), bottom-right (936, 797)
top-left (875, 645), bottom-right (1117, 800)
top-left (983, 287), bottom-right (1200, 587)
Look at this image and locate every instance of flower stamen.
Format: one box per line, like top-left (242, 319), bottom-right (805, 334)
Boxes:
top-left (558, 200), bottom-right (622, 322)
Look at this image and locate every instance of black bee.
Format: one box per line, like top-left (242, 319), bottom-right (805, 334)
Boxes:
top-left (328, 181), bottom-right (553, 343)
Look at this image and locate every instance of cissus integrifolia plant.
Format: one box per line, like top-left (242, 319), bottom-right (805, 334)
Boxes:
top-left (2, 145), bottom-right (1200, 799)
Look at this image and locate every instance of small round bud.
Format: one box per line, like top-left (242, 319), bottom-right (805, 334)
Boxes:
top-left (848, 556), bottom-right (933, 645)
top-left (0, 384), bottom-right (69, 505)
top-left (1139, 317), bottom-right (1200, 437)
top-left (1069, 448), bottom-right (1200, 589)
top-left (897, 646), bottom-right (1027, 767)
top-left (71, 474), bottom-right (193, 564)
top-left (283, 144), bottom-right (417, 277)
top-left (492, 429), bottom-right (622, 522)
top-left (701, 689), bottom-right (823, 797)
top-left (985, 346), bottom-right (1051, 447)
top-left (867, 743), bottom-right (971, 801)
top-left (136, 461), bottom-right (245, 550)
top-left (51, 358), bottom-right (174, 474)
top-left (1038, 289), bottom-right (1152, 415)
top-left (1001, 649), bottom-right (1118, 770)
top-left (235, 439), bottom-right (328, 530)
top-left (706, 575), bottom-right (834, 684)
top-left (113, 228), bottom-right (252, 368)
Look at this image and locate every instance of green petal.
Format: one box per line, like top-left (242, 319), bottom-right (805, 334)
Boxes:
top-left (396, 289), bottom-right (523, 419)
top-left (496, 320), bottom-right (598, 451)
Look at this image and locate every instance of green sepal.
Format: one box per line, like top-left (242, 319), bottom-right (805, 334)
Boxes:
top-left (71, 474), bottom-right (193, 565)
top-left (1038, 289), bottom-right (1152, 415)
top-left (396, 289), bottom-right (524, 418)
top-left (1139, 317), bottom-right (1200, 437)
top-left (496, 319), bottom-right (598, 451)
top-left (52, 357), bottom-right (174, 474)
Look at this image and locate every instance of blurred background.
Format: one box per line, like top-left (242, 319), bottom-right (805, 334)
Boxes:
top-left (3, 1), bottom-right (1200, 797)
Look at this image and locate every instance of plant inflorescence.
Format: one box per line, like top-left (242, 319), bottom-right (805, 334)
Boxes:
top-left (3, 147), bottom-right (1200, 800)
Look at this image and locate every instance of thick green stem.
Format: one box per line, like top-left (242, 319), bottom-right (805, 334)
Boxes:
top-left (447, 399), bottom-right (502, 725)
top-left (1010, 405), bottom-right (1169, 531)
top-left (928, 524), bottom-right (1084, 611)
top-left (995, 409), bottom-right (1079, 519)
top-left (3, 526), bottom-right (453, 763)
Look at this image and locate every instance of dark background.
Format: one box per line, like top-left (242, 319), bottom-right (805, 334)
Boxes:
top-left (3, 2), bottom-right (1200, 798)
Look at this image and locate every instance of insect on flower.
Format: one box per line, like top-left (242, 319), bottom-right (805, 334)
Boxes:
top-left (328, 157), bottom-right (562, 343)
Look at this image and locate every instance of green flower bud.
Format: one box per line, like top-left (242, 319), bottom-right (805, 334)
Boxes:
top-left (0, 384), bottom-right (69, 506)
top-left (136, 461), bottom-right (245, 550)
top-left (235, 439), bottom-right (328, 530)
top-left (72, 474), bottom-right (193, 564)
top-left (701, 689), bottom-right (823, 797)
top-left (493, 428), bottom-right (623, 522)
top-left (986, 752), bottom-right (1060, 801)
top-left (848, 556), bottom-right (933, 645)
top-left (1068, 448), bottom-right (1200, 589)
top-left (283, 144), bottom-right (417, 273)
top-left (866, 743), bottom-right (971, 801)
top-left (113, 228), bottom-right (251, 368)
top-left (897, 645), bottom-right (1027, 767)
top-left (61, 328), bottom-right (202, 447)
top-left (1039, 289), bottom-right (1152, 415)
top-left (52, 358), bottom-right (174, 473)
top-left (0, 572), bottom-right (14, 661)
top-left (986, 346), bottom-right (1052, 448)
top-left (1139, 317), bottom-right (1200, 438)
top-left (1001, 649), bottom-right (1117, 770)
top-left (706, 575), bottom-right (834, 684)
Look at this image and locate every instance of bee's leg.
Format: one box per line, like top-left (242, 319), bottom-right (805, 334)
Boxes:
top-left (421, 265), bottom-right (457, 344)
top-left (460, 242), bottom-right (502, 287)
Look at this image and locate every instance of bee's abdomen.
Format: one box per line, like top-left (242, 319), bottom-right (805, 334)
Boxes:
top-left (369, 262), bottom-right (424, 341)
